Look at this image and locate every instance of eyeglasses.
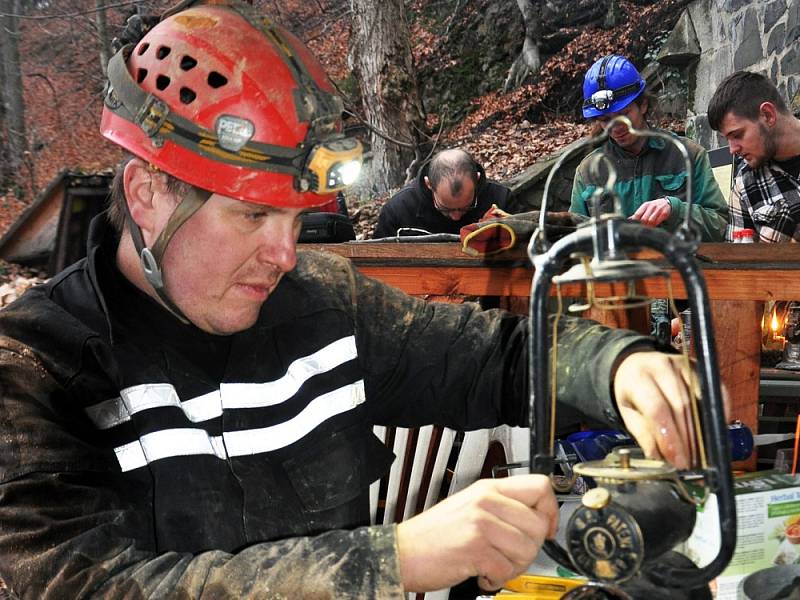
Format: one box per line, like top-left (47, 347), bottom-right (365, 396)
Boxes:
top-left (432, 190), bottom-right (478, 216)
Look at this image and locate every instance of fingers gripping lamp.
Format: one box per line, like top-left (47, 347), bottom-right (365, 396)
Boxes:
top-left (527, 118), bottom-right (736, 597)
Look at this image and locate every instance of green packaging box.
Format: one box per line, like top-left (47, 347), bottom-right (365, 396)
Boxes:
top-left (685, 471), bottom-right (800, 599)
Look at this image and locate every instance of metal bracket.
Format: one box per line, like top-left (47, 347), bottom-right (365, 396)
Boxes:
top-left (136, 94), bottom-right (170, 138)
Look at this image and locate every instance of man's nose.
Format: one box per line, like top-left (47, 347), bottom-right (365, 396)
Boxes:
top-left (448, 210), bottom-right (466, 221)
top-left (612, 122), bottom-right (629, 135)
top-left (257, 220), bottom-right (298, 273)
top-left (729, 142), bottom-right (740, 155)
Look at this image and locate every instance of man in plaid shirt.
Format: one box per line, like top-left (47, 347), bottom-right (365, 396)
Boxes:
top-left (708, 71), bottom-right (800, 242)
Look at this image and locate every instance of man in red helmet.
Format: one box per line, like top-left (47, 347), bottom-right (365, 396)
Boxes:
top-left (0, 3), bottom-right (706, 598)
top-left (570, 55), bottom-right (728, 242)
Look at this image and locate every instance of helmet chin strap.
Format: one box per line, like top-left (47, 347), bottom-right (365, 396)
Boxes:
top-left (123, 186), bottom-right (211, 325)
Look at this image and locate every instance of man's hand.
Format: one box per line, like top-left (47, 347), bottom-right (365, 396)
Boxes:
top-left (396, 475), bottom-right (558, 592)
top-left (613, 352), bottom-right (731, 469)
top-left (630, 198), bottom-right (672, 227)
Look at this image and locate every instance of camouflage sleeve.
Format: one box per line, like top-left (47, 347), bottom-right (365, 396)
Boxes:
top-left (345, 260), bottom-right (653, 430)
top-left (0, 343), bottom-right (405, 600)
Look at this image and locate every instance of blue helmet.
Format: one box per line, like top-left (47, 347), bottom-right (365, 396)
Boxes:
top-left (582, 55), bottom-right (646, 119)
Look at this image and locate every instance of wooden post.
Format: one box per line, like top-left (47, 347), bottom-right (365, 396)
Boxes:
top-left (710, 300), bottom-right (762, 471)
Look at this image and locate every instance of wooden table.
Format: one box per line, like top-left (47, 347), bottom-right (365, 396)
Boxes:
top-left (306, 242), bottom-right (800, 470)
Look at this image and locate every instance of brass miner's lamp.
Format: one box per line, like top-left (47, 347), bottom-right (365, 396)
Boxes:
top-left (527, 118), bottom-right (735, 597)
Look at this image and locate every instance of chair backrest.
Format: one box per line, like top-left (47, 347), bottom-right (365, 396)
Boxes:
top-left (370, 424), bottom-right (530, 600)
top-left (708, 146), bottom-right (735, 202)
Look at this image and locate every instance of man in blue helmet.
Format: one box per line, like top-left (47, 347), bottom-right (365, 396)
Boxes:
top-left (570, 55), bottom-right (728, 242)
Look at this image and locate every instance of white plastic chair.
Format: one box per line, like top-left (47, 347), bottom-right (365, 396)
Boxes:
top-left (369, 424), bottom-right (530, 600)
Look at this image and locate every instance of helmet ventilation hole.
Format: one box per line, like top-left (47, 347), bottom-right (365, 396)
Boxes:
top-left (207, 71), bottom-right (228, 89)
top-left (180, 55), bottom-right (198, 71)
top-left (156, 75), bottom-right (171, 91)
top-left (179, 87), bottom-right (196, 104)
top-left (156, 46), bottom-right (172, 60)
top-left (136, 43), bottom-right (149, 56)
top-left (136, 68), bottom-right (148, 84)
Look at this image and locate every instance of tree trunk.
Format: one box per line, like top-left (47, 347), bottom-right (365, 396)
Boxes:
top-left (504, 0), bottom-right (542, 92)
top-left (348, 0), bottom-right (426, 192)
top-left (95, 0), bottom-right (110, 76)
top-left (0, 0), bottom-right (27, 182)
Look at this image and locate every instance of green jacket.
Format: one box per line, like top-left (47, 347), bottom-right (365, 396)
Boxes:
top-left (570, 130), bottom-right (728, 242)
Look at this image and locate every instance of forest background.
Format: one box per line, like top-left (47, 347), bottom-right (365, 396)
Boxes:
top-left (0, 0), bottom-right (691, 248)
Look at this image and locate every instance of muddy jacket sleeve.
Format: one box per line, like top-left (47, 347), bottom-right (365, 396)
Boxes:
top-left (0, 339), bottom-right (405, 600)
top-left (345, 261), bottom-right (652, 430)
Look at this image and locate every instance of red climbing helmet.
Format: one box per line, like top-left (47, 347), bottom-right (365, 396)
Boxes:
top-left (100, 1), bottom-right (362, 208)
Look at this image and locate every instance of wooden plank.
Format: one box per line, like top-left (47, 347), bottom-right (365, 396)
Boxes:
top-left (305, 241), bottom-right (800, 268)
top-left (709, 301), bottom-right (762, 472)
top-left (639, 242), bottom-right (800, 265)
top-left (304, 243), bottom-right (800, 299)
top-left (352, 266), bottom-right (800, 301)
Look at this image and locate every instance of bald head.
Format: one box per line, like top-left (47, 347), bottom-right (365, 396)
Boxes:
top-left (427, 149), bottom-right (479, 196)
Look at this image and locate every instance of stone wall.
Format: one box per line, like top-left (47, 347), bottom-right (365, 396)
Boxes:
top-left (682, 0), bottom-right (799, 149)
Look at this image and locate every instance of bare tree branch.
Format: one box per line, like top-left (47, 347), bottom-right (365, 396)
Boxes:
top-left (0, 0), bottom-right (27, 181)
top-left (95, 0), bottom-right (111, 77)
top-left (503, 0), bottom-right (542, 92)
top-left (0, 1), bottom-right (146, 20)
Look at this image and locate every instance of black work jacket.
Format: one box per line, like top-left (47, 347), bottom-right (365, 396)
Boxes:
top-left (372, 162), bottom-right (515, 238)
top-left (0, 216), bottom-right (645, 599)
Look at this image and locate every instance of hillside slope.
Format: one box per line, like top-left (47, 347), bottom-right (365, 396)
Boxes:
top-left (0, 0), bottom-right (687, 239)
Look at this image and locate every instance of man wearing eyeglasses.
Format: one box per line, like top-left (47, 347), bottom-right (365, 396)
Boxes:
top-left (373, 148), bottom-right (515, 238)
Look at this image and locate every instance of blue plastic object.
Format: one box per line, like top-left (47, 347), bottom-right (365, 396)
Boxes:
top-left (565, 429), bottom-right (635, 461)
top-left (556, 423), bottom-right (754, 465)
top-left (727, 420), bottom-right (754, 462)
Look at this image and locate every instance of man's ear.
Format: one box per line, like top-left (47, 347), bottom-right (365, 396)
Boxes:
top-left (423, 175), bottom-right (432, 190)
top-left (475, 171), bottom-right (482, 181)
top-left (123, 159), bottom-right (161, 235)
top-left (759, 102), bottom-right (779, 127)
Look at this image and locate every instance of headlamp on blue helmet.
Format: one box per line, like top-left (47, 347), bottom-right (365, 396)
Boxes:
top-left (582, 55), bottom-right (646, 119)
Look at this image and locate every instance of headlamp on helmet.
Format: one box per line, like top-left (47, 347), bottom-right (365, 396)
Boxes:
top-left (301, 137), bottom-right (363, 194)
top-left (588, 89), bottom-right (615, 111)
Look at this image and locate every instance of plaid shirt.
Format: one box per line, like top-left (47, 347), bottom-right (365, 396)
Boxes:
top-left (727, 161), bottom-right (800, 242)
